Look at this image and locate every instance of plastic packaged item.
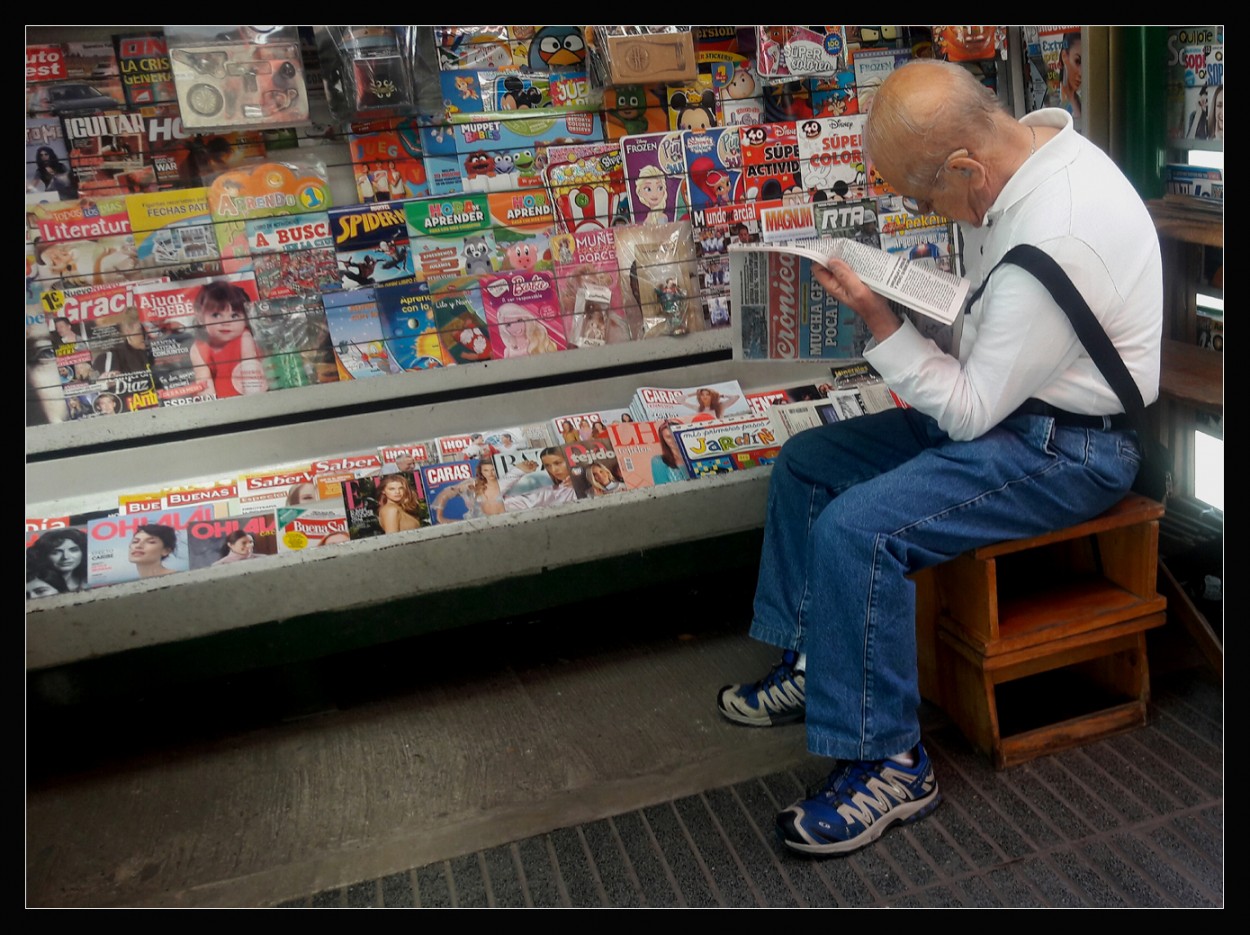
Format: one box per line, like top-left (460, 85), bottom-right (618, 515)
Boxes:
top-left (167, 26), bottom-right (310, 130)
top-left (614, 220), bottom-right (701, 339)
top-left (315, 26), bottom-right (415, 122)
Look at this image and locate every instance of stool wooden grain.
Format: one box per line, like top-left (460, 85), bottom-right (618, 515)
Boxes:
top-left (914, 494), bottom-right (1167, 769)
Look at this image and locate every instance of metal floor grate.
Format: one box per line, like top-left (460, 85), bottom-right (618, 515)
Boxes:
top-left (282, 670), bottom-right (1223, 908)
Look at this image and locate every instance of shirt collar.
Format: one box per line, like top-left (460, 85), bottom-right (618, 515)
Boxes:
top-left (983, 108), bottom-right (1078, 227)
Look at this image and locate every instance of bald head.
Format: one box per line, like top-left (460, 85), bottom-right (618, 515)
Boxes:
top-left (865, 60), bottom-right (1009, 193)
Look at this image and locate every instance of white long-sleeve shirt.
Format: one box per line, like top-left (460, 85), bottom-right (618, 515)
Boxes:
top-left (866, 109), bottom-right (1162, 441)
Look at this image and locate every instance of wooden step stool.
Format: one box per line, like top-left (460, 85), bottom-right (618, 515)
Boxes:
top-left (914, 494), bottom-right (1167, 769)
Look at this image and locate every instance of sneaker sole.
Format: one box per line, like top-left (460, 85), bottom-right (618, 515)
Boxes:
top-left (779, 786), bottom-right (942, 856)
top-left (718, 707), bottom-right (806, 727)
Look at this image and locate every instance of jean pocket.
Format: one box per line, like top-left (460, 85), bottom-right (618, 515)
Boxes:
top-left (1046, 423), bottom-right (1093, 466)
top-left (1118, 433), bottom-right (1143, 468)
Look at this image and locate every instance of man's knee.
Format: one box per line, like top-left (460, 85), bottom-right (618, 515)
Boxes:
top-left (775, 420), bottom-right (861, 486)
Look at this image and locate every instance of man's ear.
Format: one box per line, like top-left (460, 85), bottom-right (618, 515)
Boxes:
top-left (947, 153), bottom-right (986, 184)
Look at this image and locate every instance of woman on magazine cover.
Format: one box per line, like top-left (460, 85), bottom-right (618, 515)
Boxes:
top-left (429, 462), bottom-right (506, 522)
top-left (1186, 85), bottom-right (1211, 140)
top-left (128, 524), bottom-right (179, 578)
top-left (30, 145), bottom-right (75, 196)
top-left (92, 310), bottom-right (151, 377)
top-left (1058, 32), bottom-right (1082, 121)
top-left (286, 482), bottom-right (318, 506)
top-left (471, 461), bottom-right (506, 516)
top-left (27, 527), bottom-right (88, 594)
top-left (212, 530), bottom-right (262, 565)
top-left (588, 461), bottom-right (625, 496)
top-left (26, 576), bottom-right (60, 599)
top-left (651, 419), bottom-right (689, 485)
top-left (683, 386), bottom-right (740, 421)
top-left (377, 473), bottom-right (424, 533)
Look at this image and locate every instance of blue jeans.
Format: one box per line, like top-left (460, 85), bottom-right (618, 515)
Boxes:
top-left (748, 408), bottom-right (1142, 761)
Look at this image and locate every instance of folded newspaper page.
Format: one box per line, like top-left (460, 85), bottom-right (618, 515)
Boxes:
top-left (822, 238), bottom-right (969, 325)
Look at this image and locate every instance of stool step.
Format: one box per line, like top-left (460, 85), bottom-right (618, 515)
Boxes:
top-left (939, 614), bottom-right (1165, 679)
top-left (997, 701), bottom-right (1148, 769)
top-left (959, 577), bottom-right (1167, 654)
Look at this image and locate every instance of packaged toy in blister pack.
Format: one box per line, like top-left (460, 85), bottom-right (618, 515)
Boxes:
top-left (167, 26), bottom-right (310, 130)
top-left (315, 26), bottom-right (427, 122)
top-left (614, 220), bottom-right (702, 339)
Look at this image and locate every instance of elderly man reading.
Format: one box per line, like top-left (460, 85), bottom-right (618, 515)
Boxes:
top-left (718, 59), bottom-right (1161, 856)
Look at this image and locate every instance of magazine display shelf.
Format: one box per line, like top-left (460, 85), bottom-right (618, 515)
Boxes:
top-left (23, 26), bottom-right (779, 680)
top-left (26, 330), bottom-right (732, 458)
top-left (26, 356), bottom-right (813, 673)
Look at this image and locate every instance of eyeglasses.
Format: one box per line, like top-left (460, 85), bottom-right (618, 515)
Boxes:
top-left (901, 195), bottom-right (934, 216)
top-left (901, 148), bottom-right (969, 216)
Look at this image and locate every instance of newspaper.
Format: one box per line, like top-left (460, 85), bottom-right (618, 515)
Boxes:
top-left (729, 236), bottom-right (969, 361)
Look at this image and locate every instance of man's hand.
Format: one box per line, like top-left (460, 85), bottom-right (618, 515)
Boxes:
top-left (813, 259), bottom-right (902, 343)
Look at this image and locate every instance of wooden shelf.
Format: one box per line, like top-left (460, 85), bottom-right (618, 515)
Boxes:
top-left (1157, 558), bottom-right (1223, 683)
top-left (1147, 199), bottom-right (1224, 247)
top-left (1160, 338), bottom-right (1223, 412)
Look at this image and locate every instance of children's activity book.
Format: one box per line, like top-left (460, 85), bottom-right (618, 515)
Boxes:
top-left (323, 288), bottom-right (396, 380)
top-left (374, 281), bottom-right (451, 370)
top-left (621, 131), bottom-right (689, 226)
top-left (671, 415), bottom-right (781, 477)
top-left (795, 114), bottom-right (867, 201)
top-left (478, 269), bottom-right (566, 360)
top-left (330, 201), bottom-right (414, 290)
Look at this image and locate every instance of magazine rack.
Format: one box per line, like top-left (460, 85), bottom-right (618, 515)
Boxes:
top-left (914, 494), bottom-right (1167, 769)
top-left (25, 356), bottom-right (813, 673)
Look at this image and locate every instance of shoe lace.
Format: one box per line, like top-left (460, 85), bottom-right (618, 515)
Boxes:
top-left (807, 760), bottom-right (880, 801)
top-left (752, 657), bottom-right (800, 694)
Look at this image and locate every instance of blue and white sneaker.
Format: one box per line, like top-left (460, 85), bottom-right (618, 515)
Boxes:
top-left (716, 650), bottom-right (806, 727)
top-left (776, 743), bottom-right (941, 855)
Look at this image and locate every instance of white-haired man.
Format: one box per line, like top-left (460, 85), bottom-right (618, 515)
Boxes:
top-left (718, 59), bottom-right (1161, 856)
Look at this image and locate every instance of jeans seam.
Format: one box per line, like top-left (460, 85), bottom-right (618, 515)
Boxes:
top-left (793, 479), bottom-right (823, 649)
top-left (889, 453), bottom-right (1066, 542)
top-left (859, 531), bottom-right (887, 755)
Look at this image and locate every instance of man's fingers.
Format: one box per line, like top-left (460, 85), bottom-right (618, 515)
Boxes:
top-left (812, 264), bottom-right (838, 293)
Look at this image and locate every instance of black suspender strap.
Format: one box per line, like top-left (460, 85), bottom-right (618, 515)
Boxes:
top-left (969, 243), bottom-right (1169, 500)
top-left (989, 244), bottom-right (1146, 415)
